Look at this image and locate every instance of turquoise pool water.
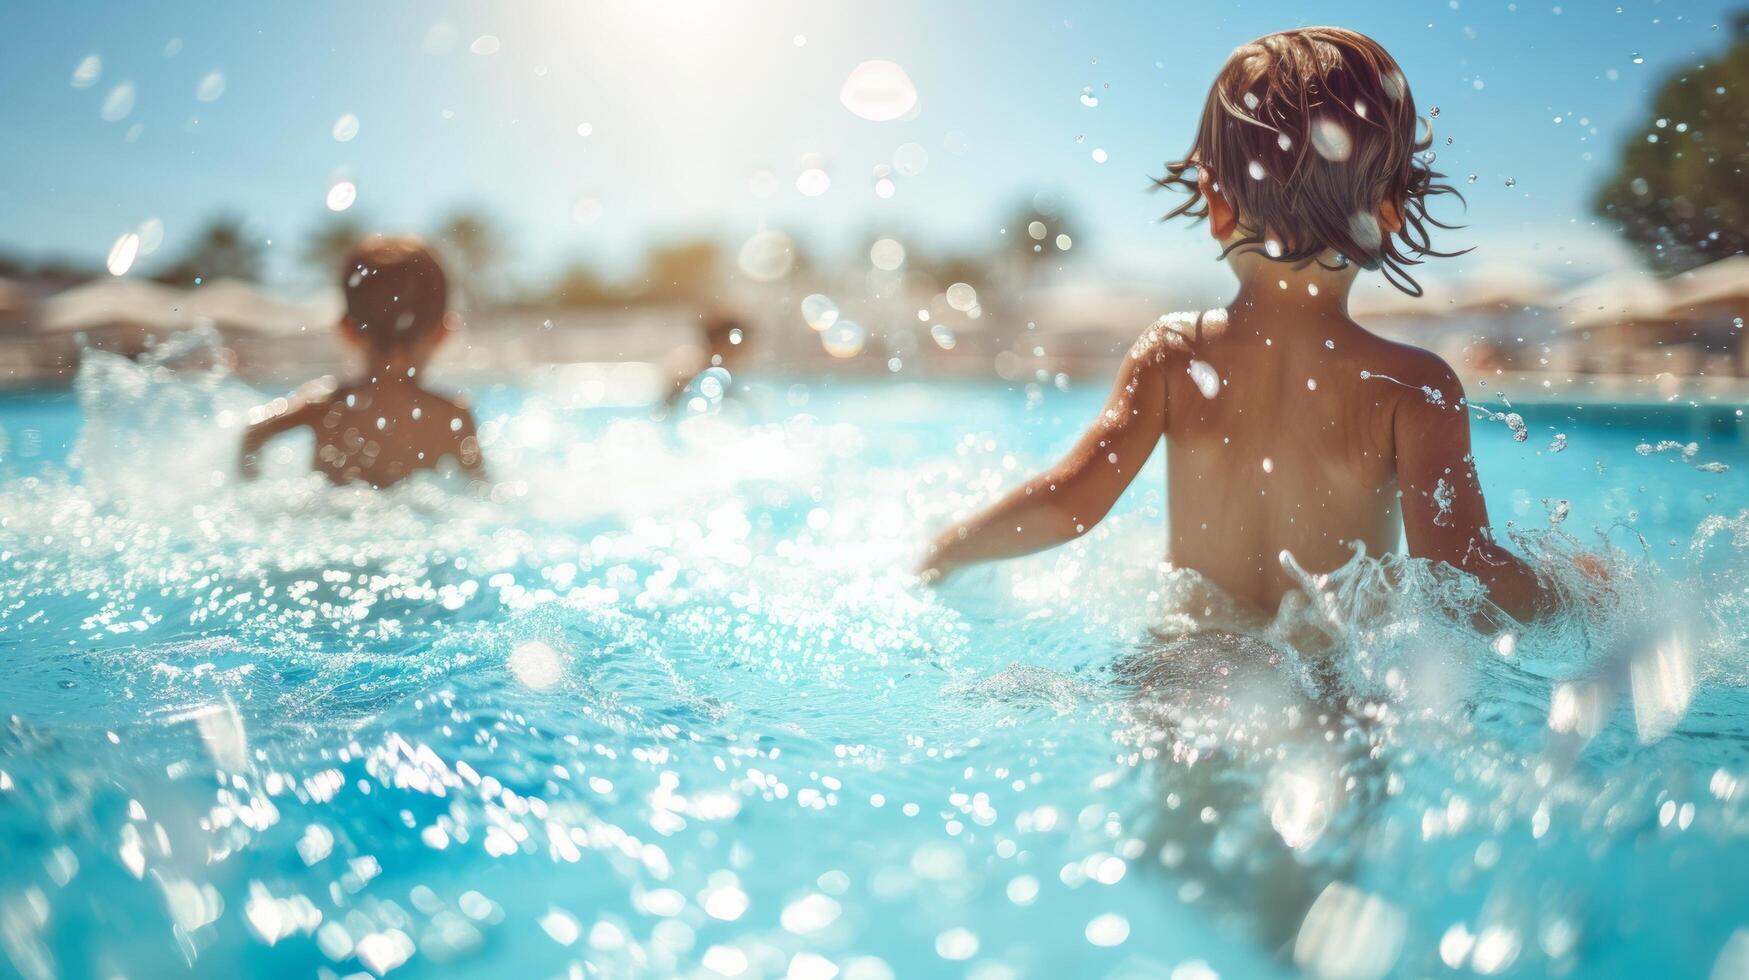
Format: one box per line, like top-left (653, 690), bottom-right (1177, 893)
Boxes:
top-left (2, 344), bottom-right (1748, 978)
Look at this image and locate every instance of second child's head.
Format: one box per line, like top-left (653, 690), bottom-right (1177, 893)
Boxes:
top-left (338, 237), bottom-right (455, 372)
top-left (1159, 28), bottom-right (1458, 294)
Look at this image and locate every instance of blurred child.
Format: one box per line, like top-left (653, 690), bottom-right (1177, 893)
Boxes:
top-left (921, 28), bottom-right (1558, 622)
top-left (239, 236), bottom-right (484, 488)
top-left (660, 310), bottom-right (749, 415)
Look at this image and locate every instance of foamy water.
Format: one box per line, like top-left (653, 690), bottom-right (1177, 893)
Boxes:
top-left (1, 337), bottom-right (1747, 978)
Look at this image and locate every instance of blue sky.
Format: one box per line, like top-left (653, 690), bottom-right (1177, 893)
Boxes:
top-left (0, 0), bottom-right (1736, 297)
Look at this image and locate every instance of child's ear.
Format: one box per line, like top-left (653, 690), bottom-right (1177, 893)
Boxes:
top-left (1379, 197), bottom-right (1404, 235)
top-left (1197, 168), bottom-right (1238, 241)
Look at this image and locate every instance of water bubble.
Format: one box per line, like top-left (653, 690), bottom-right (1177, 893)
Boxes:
top-left (136, 217), bottom-right (164, 255)
top-left (1055, 234), bottom-right (1072, 251)
top-left (822, 320), bottom-right (867, 358)
top-left (106, 233), bottom-right (140, 277)
top-left (575, 122), bottom-right (594, 137)
top-left (869, 238), bottom-right (906, 271)
top-left (1242, 91), bottom-right (1260, 110)
top-left (1504, 176), bottom-right (1517, 188)
top-left (100, 82), bottom-right (136, 122)
top-left (1080, 87), bottom-right (1099, 108)
top-left (508, 641), bottom-right (565, 690)
top-left (893, 142), bottom-right (929, 176)
top-left (935, 928), bottom-right (979, 960)
top-left (1027, 221), bottom-right (1047, 241)
top-left (332, 113), bottom-right (360, 142)
top-left (71, 55), bottom-right (102, 89)
top-left (1548, 432), bottom-right (1567, 453)
top-left (840, 60), bottom-right (918, 121)
top-left (1278, 132), bottom-right (1293, 151)
top-left (929, 324), bottom-right (957, 350)
top-left (1294, 883), bottom-right (1406, 980)
top-left (1187, 360), bottom-right (1221, 399)
top-left (793, 34), bottom-right (807, 46)
top-left (571, 196), bottom-right (603, 225)
top-left (1310, 118), bottom-right (1352, 161)
top-left (1086, 914), bottom-right (1130, 947)
top-left (801, 294), bottom-right (839, 331)
top-left (326, 180), bottom-right (357, 212)
top-left (873, 177), bottom-right (896, 199)
top-left (1264, 238), bottom-right (1284, 259)
top-left (470, 35), bottom-right (501, 55)
top-left (796, 167), bottom-right (831, 197)
top-left (1631, 53), bottom-right (1644, 64)
top-left (194, 70), bottom-right (225, 102)
top-left (737, 229), bottom-right (795, 281)
top-left (945, 282), bottom-right (978, 312)
top-left (1248, 160), bottom-right (1266, 180)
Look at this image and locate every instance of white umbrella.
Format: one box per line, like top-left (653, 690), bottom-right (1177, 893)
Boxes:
top-left (184, 278), bottom-right (335, 335)
top-left (37, 278), bottom-right (190, 334)
top-left (1666, 254), bottom-right (1749, 314)
top-left (1551, 270), bottom-right (1679, 331)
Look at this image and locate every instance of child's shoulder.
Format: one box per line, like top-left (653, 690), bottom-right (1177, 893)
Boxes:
top-left (1127, 308), bottom-right (1230, 366)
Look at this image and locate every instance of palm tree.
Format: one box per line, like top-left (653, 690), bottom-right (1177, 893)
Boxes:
top-left (301, 215), bottom-right (371, 280)
top-left (435, 209), bottom-right (502, 309)
top-left (155, 214), bottom-right (265, 285)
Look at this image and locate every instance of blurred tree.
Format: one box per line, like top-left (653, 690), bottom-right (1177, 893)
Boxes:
top-left (549, 263), bottom-right (623, 308)
top-left (155, 214), bottom-right (265, 285)
top-left (1003, 197), bottom-right (1081, 287)
top-left (435, 209), bottom-right (502, 308)
top-left (638, 239), bottom-right (721, 303)
top-left (301, 215), bottom-right (371, 279)
top-left (1595, 14), bottom-right (1749, 272)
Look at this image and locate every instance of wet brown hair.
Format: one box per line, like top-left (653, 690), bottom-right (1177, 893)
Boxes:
top-left (339, 236), bottom-right (449, 353)
top-left (1155, 27), bottom-right (1463, 295)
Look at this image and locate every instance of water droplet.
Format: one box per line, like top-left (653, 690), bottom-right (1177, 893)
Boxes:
top-left (106, 232), bottom-right (140, 276)
top-left (1080, 87), bottom-right (1099, 108)
top-left (194, 70), bottom-right (225, 102)
top-left (100, 82), bottom-right (136, 122)
top-left (1248, 160), bottom-right (1266, 180)
top-left (796, 167), bottom-right (831, 197)
top-left (470, 35), bottom-right (501, 56)
top-left (893, 142), bottom-right (929, 176)
top-left (946, 282), bottom-right (978, 312)
top-left (332, 113), bottom-right (360, 142)
top-left (326, 180), bottom-right (357, 212)
top-left (840, 60), bottom-right (918, 121)
top-left (869, 237), bottom-right (906, 271)
top-left (1091, 147), bottom-right (1108, 163)
top-left (737, 229), bottom-right (795, 281)
top-left (1504, 176), bottom-right (1517, 187)
top-left (1310, 118), bottom-right (1353, 161)
top-left (71, 55), bottom-right (102, 89)
top-left (1187, 360), bottom-right (1221, 399)
top-left (801, 294), bottom-right (839, 331)
top-left (930, 323), bottom-right (957, 350)
top-left (822, 320), bottom-right (866, 358)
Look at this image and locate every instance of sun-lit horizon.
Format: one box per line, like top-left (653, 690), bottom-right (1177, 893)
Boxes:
top-left (2, 0), bottom-right (1737, 298)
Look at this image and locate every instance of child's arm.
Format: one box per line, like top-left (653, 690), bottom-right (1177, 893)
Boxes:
top-left (1394, 360), bottom-right (1552, 621)
top-left (238, 392), bottom-right (324, 480)
top-left (921, 334), bottom-right (1169, 580)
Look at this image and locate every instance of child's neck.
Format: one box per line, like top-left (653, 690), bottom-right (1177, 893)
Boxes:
top-left (1225, 250), bottom-right (1359, 322)
top-left (357, 358), bottom-right (429, 389)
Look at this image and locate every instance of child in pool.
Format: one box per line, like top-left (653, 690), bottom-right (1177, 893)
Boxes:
top-left (921, 27), bottom-right (1558, 622)
top-left (239, 236), bottom-right (484, 488)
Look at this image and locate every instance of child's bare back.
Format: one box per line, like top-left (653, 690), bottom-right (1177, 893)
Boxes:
top-left (244, 375), bottom-right (480, 488)
top-left (921, 27), bottom-right (1553, 622)
top-left (240, 236), bottom-right (484, 490)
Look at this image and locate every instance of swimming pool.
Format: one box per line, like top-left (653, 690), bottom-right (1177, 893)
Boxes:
top-left (2, 345), bottom-right (1747, 978)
